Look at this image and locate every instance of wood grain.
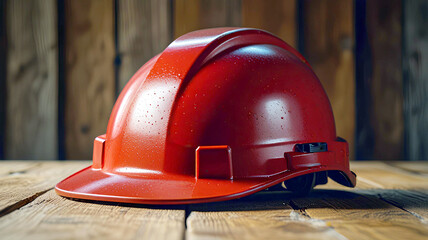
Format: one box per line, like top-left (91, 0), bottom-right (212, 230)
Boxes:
top-left (0, 190), bottom-right (185, 240)
top-left (317, 162), bottom-right (428, 190)
top-left (117, 0), bottom-right (172, 91)
top-left (186, 193), bottom-right (346, 240)
top-left (174, 0), bottom-right (242, 38)
top-left (302, 0), bottom-right (355, 158)
top-left (311, 161), bottom-right (428, 227)
top-left (0, 161), bottom-right (427, 239)
top-left (365, 0), bottom-right (404, 160)
top-left (0, 161), bottom-right (87, 216)
top-left (351, 162), bottom-right (428, 225)
top-left (310, 161), bottom-right (428, 229)
top-left (291, 190), bottom-right (428, 240)
top-left (403, 0), bottom-right (428, 160)
top-left (0, 161), bottom-right (39, 176)
top-left (390, 161), bottom-right (428, 176)
top-left (5, 0), bottom-right (58, 160)
top-left (0, 161), bottom-right (186, 240)
top-left (351, 161), bottom-right (428, 190)
top-left (242, 0), bottom-right (297, 47)
top-left (65, 0), bottom-right (116, 159)
top-left (361, 189), bottom-right (428, 223)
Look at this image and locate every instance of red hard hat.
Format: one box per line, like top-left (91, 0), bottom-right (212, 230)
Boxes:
top-left (56, 28), bottom-right (356, 204)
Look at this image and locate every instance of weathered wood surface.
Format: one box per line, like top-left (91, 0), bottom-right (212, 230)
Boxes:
top-left (0, 161), bottom-right (85, 217)
top-left (0, 191), bottom-right (185, 240)
top-left (117, 0), bottom-right (172, 91)
top-left (242, 0), bottom-right (297, 47)
top-left (390, 161), bottom-right (428, 176)
top-left (292, 191), bottom-right (428, 240)
top-left (0, 161), bottom-right (185, 240)
top-left (403, 0), bottom-right (428, 160)
top-left (186, 193), bottom-right (348, 240)
top-left (64, 0), bottom-right (116, 159)
top-left (0, 161), bottom-right (427, 240)
top-left (365, 0), bottom-right (404, 160)
top-left (302, 0), bottom-right (355, 158)
top-left (5, 0), bottom-right (58, 160)
top-left (174, 0), bottom-right (242, 39)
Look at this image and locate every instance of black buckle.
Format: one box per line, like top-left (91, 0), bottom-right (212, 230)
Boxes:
top-left (295, 142), bottom-right (327, 153)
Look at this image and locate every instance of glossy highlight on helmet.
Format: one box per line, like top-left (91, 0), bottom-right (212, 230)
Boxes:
top-left (56, 28), bottom-right (356, 204)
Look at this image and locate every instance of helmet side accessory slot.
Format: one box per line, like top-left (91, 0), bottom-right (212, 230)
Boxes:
top-left (195, 145), bottom-right (233, 180)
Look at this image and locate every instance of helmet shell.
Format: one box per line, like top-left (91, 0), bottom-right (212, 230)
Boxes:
top-left (56, 28), bottom-right (356, 204)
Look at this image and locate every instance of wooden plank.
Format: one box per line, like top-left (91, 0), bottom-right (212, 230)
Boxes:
top-left (389, 161), bottom-right (428, 176)
top-left (365, 0), bottom-right (403, 160)
top-left (0, 161), bottom-right (186, 239)
top-left (242, 0), bottom-right (297, 47)
top-left (351, 162), bottom-right (428, 190)
top-left (5, 0), bottom-right (58, 160)
top-left (360, 189), bottom-right (428, 223)
top-left (0, 161), bottom-right (427, 239)
top-left (316, 161), bottom-right (422, 191)
top-left (186, 161), bottom-right (427, 239)
top-left (370, 162), bottom-right (428, 222)
top-left (0, 161), bottom-right (39, 176)
top-left (0, 0), bottom-right (6, 160)
top-left (291, 190), bottom-right (428, 240)
top-left (302, 0), bottom-right (355, 158)
top-left (0, 161), bottom-right (88, 216)
top-left (316, 161), bottom-right (428, 190)
top-left (174, 0), bottom-right (242, 39)
top-left (403, 0), bottom-right (428, 160)
top-left (186, 192), bottom-right (346, 240)
top-left (318, 162), bottom-right (428, 225)
top-left (0, 190), bottom-right (185, 240)
top-left (65, 0), bottom-right (116, 159)
top-left (117, 0), bottom-right (172, 91)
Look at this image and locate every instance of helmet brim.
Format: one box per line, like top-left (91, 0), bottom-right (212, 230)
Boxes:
top-left (55, 165), bottom-right (356, 205)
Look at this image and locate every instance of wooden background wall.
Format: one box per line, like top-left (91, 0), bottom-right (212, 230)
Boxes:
top-left (0, 0), bottom-right (426, 161)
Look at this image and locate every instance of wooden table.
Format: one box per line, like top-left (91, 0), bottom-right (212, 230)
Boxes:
top-left (0, 161), bottom-right (427, 240)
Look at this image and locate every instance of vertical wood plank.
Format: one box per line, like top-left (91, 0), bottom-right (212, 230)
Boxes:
top-left (367, 0), bottom-right (403, 160)
top-left (117, 0), bottom-right (172, 91)
top-left (302, 0), bottom-right (355, 158)
top-left (403, 0), bottom-right (428, 160)
top-left (5, 0), bottom-right (58, 160)
top-left (242, 0), bottom-right (297, 48)
top-left (174, 0), bottom-right (242, 39)
top-left (65, 0), bottom-right (115, 159)
top-left (0, 0), bottom-right (6, 160)
top-left (356, 0), bottom-right (403, 160)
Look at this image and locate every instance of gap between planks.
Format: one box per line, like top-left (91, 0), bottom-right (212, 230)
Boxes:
top-left (0, 161), bottom-right (88, 216)
top-left (185, 192), bottom-right (348, 240)
top-left (0, 188), bottom-right (51, 218)
top-left (0, 190), bottom-right (185, 240)
top-left (0, 161), bottom-right (186, 240)
top-left (185, 162), bottom-right (428, 240)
